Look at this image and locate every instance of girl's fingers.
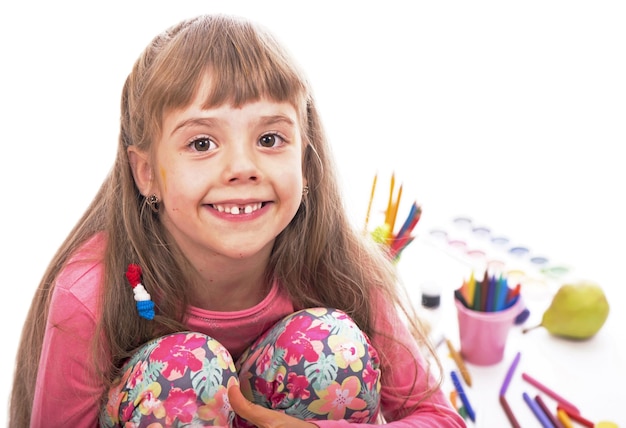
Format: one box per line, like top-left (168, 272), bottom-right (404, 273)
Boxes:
top-left (227, 385), bottom-right (316, 428)
top-left (227, 385), bottom-right (262, 421)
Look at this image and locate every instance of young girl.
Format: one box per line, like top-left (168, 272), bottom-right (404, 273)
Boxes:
top-left (11, 14), bottom-right (464, 427)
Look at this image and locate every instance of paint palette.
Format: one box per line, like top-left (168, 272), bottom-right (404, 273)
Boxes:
top-left (417, 215), bottom-right (574, 299)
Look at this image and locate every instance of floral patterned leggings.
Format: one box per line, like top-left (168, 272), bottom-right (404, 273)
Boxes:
top-left (100, 308), bottom-right (381, 427)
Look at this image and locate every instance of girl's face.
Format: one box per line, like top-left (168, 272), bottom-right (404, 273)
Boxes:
top-left (133, 82), bottom-right (306, 268)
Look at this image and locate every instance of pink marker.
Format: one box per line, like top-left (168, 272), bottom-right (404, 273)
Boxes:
top-left (521, 373), bottom-right (580, 413)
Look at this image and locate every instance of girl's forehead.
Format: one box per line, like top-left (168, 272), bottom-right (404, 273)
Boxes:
top-left (164, 98), bottom-right (300, 128)
top-left (191, 72), bottom-right (305, 112)
top-left (156, 74), bottom-right (305, 128)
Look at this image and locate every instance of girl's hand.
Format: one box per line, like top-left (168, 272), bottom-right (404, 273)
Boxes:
top-left (228, 385), bottom-right (318, 428)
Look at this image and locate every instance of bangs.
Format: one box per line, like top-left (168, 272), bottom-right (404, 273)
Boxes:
top-left (142, 15), bottom-right (309, 135)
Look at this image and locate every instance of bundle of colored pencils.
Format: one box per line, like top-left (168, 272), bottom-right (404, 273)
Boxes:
top-left (455, 270), bottom-right (521, 312)
top-left (365, 172), bottom-right (422, 261)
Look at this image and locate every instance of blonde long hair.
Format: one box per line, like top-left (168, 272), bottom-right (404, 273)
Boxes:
top-left (10, 14), bottom-right (440, 426)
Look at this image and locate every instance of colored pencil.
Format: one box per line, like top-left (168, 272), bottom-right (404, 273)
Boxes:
top-left (495, 274), bottom-right (509, 311)
top-left (446, 339), bottom-right (472, 386)
top-left (521, 373), bottom-right (580, 413)
top-left (493, 274), bottom-right (502, 311)
top-left (523, 392), bottom-right (553, 428)
top-left (389, 203), bottom-right (421, 257)
top-left (388, 183), bottom-right (403, 237)
top-left (556, 409), bottom-right (574, 428)
top-left (480, 271), bottom-right (489, 311)
top-left (384, 173), bottom-right (395, 229)
top-left (535, 394), bottom-right (563, 428)
top-left (466, 271), bottom-right (476, 308)
top-left (499, 395), bottom-right (521, 428)
top-left (449, 389), bottom-right (458, 408)
top-left (390, 237), bottom-right (414, 259)
top-left (505, 294), bottom-right (520, 310)
top-left (450, 371), bottom-right (475, 422)
top-left (364, 173), bottom-right (377, 230)
top-left (499, 351), bottom-right (521, 396)
top-left (389, 234), bottom-right (412, 258)
top-left (507, 283), bottom-right (521, 304)
top-left (366, 173), bottom-right (420, 258)
top-left (454, 288), bottom-right (470, 309)
top-left (473, 277), bottom-right (482, 311)
top-left (486, 274), bottom-right (496, 311)
top-left (395, 202), bottom-right (420, 240)
top-left (557, 405), bottom-right (594, 428)
top-left (459, 279), bottom-right (468, 303)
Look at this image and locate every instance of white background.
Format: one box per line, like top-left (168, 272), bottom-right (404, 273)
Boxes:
top-left (1, 1), bottom-right (625, 426)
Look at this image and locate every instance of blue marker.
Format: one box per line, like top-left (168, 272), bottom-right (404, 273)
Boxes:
top-left (523, 392), bottom-right (553, 428)
top-left (451, 370), bottom-right (476, 422)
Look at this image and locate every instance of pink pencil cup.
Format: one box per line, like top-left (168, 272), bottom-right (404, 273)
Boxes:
top-left (455, 298), bottom-right (524, 365)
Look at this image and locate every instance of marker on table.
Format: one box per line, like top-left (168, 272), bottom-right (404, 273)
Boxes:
top-left (557, 408), bottom-right (574, 428)
top-left (523, 392), bottom-right (553, 428)
top-left (450, 370), bottom-right (475, 422)
top-left (521, 372), bottom-right (580, 413)
top-left (499, 395), bottom-right (521, 428)
top-left (446, 339), bottom-right (472, 386)
top-left (499, 351), bottom-right (521, 396)
top-left (535, 394), bottom-right (562, 428)
top-left (557, 405), bottom-right (595, 428)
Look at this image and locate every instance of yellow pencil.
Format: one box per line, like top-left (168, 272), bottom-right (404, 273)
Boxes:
top-left (446, 339), bottom-right (472, 386)
top-left (557, 409), bottom-right (574, 428)
top-left (364, 173), bottom-right (377, 230)
top-left (466, 271), bottom-right (476, 308)
top-left (389, 183), bottom-right (403, 237)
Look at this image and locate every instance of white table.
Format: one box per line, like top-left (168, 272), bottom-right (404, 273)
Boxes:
top-left (396, 218), bottom-right (625, 427)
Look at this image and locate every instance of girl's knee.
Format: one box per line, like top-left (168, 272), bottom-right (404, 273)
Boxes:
top-left (236, 308), bottom-right (381, 423)
top-left (101, 332), bottom-right (237, 427)
top-left (275, 308), bottom-right (380, 367)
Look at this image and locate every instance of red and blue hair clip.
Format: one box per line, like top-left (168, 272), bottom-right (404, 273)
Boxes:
top-left (125, 264), bottom-right (155, 320)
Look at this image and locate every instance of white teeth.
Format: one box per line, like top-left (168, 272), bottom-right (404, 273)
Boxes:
top-left (213, 203), bottom-right (261, 214)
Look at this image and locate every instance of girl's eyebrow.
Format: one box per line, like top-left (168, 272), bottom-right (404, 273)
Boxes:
top-left (170, 117), bottom-right (220, 137)
top-left (256, 114), bottom-right (296, 128)
top-left (170, 114), bottom-right (296, 137)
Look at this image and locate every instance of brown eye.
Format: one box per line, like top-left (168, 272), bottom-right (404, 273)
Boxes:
top-left (259, 134), bottom-right (276, 147)
top-left (191, 137), bottom-right (214, 152)
top-left (259, 133), bottom-right (285, 148)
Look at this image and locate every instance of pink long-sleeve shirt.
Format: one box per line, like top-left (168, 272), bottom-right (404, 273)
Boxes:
top-left (30, 233), bottom-right (464, 427)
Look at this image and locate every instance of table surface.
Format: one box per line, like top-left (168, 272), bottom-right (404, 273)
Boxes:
top-left (397, 222), bottom-right (625, 427)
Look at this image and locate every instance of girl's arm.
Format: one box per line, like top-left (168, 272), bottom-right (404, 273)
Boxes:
top-left (369, 300), bottom-right (466, 427)
top-left (30, 262), bottom-right (104, 428)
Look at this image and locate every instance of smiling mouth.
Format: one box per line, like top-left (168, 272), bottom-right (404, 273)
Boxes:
top-left (211, 203), bottom-right (265, 215)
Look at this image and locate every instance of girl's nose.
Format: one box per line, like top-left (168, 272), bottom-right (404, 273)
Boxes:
top-left (222, 144), bottom-right (260, 183)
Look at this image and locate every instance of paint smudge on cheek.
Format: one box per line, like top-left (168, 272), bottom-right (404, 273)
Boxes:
top-left (159, 166), bottom-right (167, 191)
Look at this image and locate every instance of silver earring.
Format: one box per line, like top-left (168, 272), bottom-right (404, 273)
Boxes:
top-left (146, 194), bottom-right (160, 213)
top-left (302, 185), bottom-right (310, 196)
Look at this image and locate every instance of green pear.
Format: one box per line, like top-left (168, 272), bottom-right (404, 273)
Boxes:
top-left (523, 281), bottom-right (610, 339)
